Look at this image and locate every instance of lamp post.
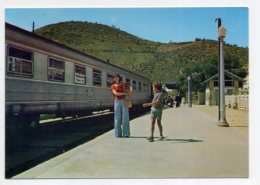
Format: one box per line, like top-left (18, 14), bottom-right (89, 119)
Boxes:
top-left (218, 26), bottom-right (229, 127)
top-left (187, 75), bottom-right (192, 107)
top-left (216, 18), bottom-right (221, 121)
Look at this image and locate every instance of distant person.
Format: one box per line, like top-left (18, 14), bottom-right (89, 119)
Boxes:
top-left (166, 95), bottom-right (173, 107)
top-left (111, 73), bottom-right (133, 138)
top-left (176, 94), bottom-right (182, 108)
top-left (143, 82), bottom-right (164, 142)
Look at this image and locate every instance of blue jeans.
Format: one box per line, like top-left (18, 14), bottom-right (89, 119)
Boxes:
top-left (114, 99), bottom-right (130, 137)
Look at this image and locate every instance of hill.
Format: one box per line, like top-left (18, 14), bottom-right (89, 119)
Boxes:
top-left (35, 21), bottom-right (248, 87)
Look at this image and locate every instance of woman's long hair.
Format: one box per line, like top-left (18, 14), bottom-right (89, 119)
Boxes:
top-left (113, 73), bottom-right (122, 83)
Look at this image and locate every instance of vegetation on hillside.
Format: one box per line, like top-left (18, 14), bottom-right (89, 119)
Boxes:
top-left (35, 21), bottom-right (248, 95)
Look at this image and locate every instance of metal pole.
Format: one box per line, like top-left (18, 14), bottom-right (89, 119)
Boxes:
top-left (187, 77), bottom-right (190, 107)
top-left (190, 74), bottom-right (192, 107)
top-left (32, 21), bottom-right (35, 32)
top-left (218, 37), bottom-right (228, 126)
top-left (188, 75), bottom-right (192, 107)
top-left (216, 18), bottom-right (221, 121)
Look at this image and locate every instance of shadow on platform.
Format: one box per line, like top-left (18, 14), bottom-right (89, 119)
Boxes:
top-left (229, 125), bottom-right (248, 128)
top-left (163, 138), bottom-right (204, 143)
top-left (128, 136), bottom-right (147, 139)
top-left (128, 136), bottom-right (204, 143)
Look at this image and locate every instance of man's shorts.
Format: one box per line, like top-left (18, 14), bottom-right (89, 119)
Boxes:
top-left (151, 107), bottom-right (163, 121)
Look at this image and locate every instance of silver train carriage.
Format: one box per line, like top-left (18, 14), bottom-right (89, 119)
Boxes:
top-left (5, 23), bottom-right (151, 128)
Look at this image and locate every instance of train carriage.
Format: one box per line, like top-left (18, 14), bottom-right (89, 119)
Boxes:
top-left (5, 23), bottom-right (151, 129)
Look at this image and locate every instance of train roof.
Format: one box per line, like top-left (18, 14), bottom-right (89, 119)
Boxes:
top-left (5, 22), bottom-right (150, 81)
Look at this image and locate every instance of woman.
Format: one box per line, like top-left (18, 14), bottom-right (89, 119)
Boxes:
top-left (111, 73), bottom-right (133, 138)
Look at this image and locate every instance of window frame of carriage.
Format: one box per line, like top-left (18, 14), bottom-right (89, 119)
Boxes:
top-left (74, 63), bottom-right (86, 85)
top-left (126, 78), bottom-right (131, 86)
top-left (132, 80), bottom-right (137, 90)
top-left (106, 72), bottom-right (114, 87)
top-left (138, 82), bottom-right (142, 92)
top-left (47, 56), bottom-right (65, 82)
top-left (93, 68), bottom-right (102, 87)
top-left (143, 83), bottom-right (147, 92)
top-left (6, 45), bottom-right (33, 78)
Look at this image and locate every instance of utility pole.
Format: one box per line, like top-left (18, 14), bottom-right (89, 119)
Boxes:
top-left (217, 23), bottom-right (229, 127)
top-left (32, 21), bottom-right (35, 32)
top-left (215, 18), bottom-right (221, 121)
top-left (187, 74), bottom-right (192, 107)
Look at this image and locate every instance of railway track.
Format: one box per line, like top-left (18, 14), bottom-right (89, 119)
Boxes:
top-left (5, 110), bottom-right (147, 178)
top-left (5, 112), bottom-right (115, 178)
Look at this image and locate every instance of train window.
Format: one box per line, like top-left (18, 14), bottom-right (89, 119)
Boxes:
top-left (93, 69), bottom-right (102, 86)
top-left (126, 78), bottom-right (130, 85)
top-left (107, 73), bottom-right (113, 87)
top-left (75, 64), bottom-right (86, 84)
top-left (138, 82), bottom-right (142, 91)
top-left (121, 75), bottom-right (126, 83)
top-left (133, 80), bottom-right (137, 90)
top-left (143, 83), bottom-right (146, 92)
top-left (48, 57), bottom-right (65, 82)
top-left (7, 46), bottom-right (33, 77)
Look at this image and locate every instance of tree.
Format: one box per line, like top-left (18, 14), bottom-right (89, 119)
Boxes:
top-left (175, 51), bottom-right (248, 95)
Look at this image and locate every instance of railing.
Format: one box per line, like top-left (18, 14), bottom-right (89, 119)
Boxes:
top-left (225, 95), bottom-right (249, 110)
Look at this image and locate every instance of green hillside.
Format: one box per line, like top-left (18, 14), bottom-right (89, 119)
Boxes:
top-left (35, 21), bottom-right (248, 92)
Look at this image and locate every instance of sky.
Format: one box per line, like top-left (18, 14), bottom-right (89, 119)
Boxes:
top-left (5, 7), bottom-right (248, 47)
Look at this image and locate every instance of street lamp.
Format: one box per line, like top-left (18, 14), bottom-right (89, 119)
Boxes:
top-left (187, 75), bottom-right (192, 107)
top-left (218, 26), bottom-right (229, 127)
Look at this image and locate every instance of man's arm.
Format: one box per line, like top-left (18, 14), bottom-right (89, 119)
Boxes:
top-left (142, 100), bottom-right (160, 107)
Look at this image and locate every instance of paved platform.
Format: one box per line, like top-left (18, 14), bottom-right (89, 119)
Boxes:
top-left (13, 106), bottom-right (248, 178)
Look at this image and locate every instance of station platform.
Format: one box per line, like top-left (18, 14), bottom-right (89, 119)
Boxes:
top-left (13, 106), bottom-right (248, 178)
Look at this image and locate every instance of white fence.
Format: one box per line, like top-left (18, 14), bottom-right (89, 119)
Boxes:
top-left (225, 95), bottom-right (249, 110)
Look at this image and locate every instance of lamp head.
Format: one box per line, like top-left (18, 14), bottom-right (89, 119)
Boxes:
top-left (218, 26), bottom-right (227, 39)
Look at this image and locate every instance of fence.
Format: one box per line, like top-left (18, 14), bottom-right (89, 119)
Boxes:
top-left (225, 95), bottom-right (249, 110)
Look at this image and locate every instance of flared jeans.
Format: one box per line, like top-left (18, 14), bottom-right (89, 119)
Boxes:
top-left (114, 99), bottom-right (130, 137)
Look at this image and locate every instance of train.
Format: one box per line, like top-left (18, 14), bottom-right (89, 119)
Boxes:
top-left (5, 22), bottom-right (151, 130)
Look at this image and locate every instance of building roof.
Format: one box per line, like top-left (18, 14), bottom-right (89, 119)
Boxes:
top-left (201, 70), bottom-right (244, 84)
top-left (164, 82), bottom-right (178, 89)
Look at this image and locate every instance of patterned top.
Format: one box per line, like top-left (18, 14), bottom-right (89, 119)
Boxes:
top-left (152, 91), bottom-right (164, 109)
